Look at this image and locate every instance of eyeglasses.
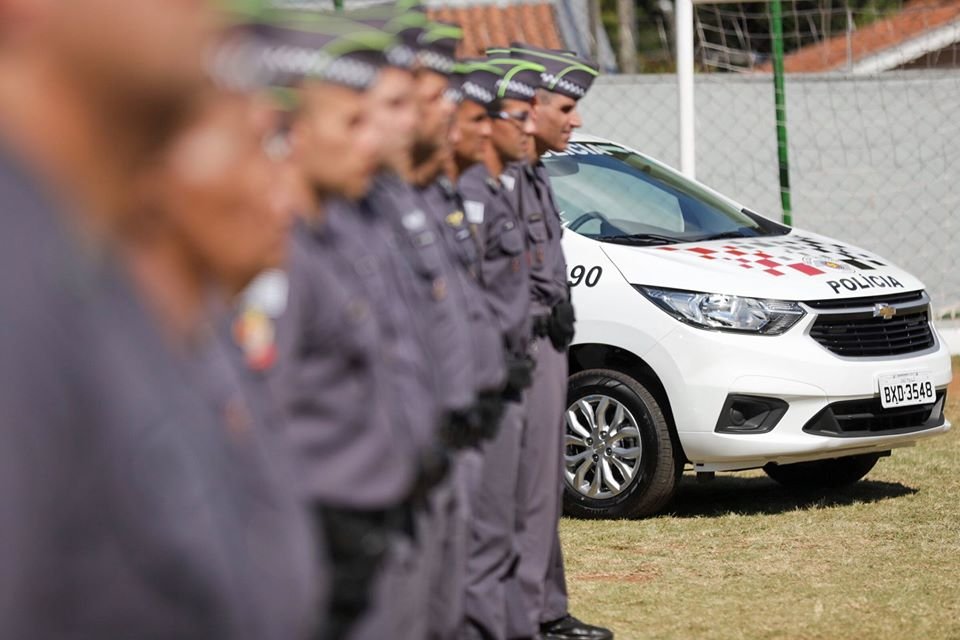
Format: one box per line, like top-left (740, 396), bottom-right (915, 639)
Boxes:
top-left (488, 109), bottom-right (532, 125)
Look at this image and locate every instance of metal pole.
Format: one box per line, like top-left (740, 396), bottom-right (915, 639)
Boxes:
top-left (771, 0), bottom-right (792, 225)
top-left (846, 7), bottom-right (854, 71)
top-left (617, 0), bottom-right (638, 73)
top-left (588, 0), bottom-right (602, 62)
top-left (676, 0), bottom-right (695, 178)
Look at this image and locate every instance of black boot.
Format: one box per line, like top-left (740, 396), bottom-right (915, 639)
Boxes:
top-left (540, 614), bottom-right (613, 640)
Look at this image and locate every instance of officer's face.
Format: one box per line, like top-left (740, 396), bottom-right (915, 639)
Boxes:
top-left (531, 91), bottom-right (582, 154)
top-left (489, 98), bottom-right (536, 164)
top-left (413, 68), bottom-right (456, 158)
top-left (148, 91), bottom-right (293, 297)
top-left (453, 100), bottom-right (492, 166)
top-left (367, 67), bottom-right (418, 174)
top-left (292, 82), bottom-right (379, 200)
top-left (29, 0), bottom-right (219, 108)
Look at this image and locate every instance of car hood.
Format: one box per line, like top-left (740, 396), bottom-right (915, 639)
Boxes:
top-left (598, 229), bottom-right (924, 301)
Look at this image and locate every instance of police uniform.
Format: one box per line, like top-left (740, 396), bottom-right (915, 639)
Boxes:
top-left (319, 190), bottom-right (451, 640)
top-left (416, 174), bottom-right (507, 431)
top-left (458, 163), bottom-right (531, 640)
top-left (276, 216), bottom-right (421, 640)
top-left (506, 159), bottom-right (574, 633)
top-left (189, 323), bottom-right (325, 639)
top-left (454, 59), bottom-right (545, 640)
top-left (380, 172), bottom-right (479, 640)
top-left (0, 144), bottom-right (319, 640)
top-left (249, 16), bottom-right (425, 640)
top-left (501, 43), bottom-right (609, 640)
top-left (416, 173), bottom-right (512, 638)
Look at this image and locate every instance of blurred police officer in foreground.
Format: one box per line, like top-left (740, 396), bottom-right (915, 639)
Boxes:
top-left (253, 13), bottom-right (421, 640)
top-left (0, 1), bottom-right (321, 638)
top-left (128, 81), bottom-right (324, 639)
top-left (456, 57), bottom-right (542, 640)
top-left (494, 43), bottom-right (609, 640)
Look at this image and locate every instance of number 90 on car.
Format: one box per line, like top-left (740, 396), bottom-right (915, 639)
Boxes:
top-left (877, 371), bottom-right (935, 409)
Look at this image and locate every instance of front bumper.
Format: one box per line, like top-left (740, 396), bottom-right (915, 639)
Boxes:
top-left (645, 313), bottom-right (953, 472)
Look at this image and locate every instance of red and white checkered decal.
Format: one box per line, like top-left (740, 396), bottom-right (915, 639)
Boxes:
top-left (658, 235), bottom-right (887, 278)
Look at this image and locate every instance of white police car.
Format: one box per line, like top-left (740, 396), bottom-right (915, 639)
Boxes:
top-left (549, 135), bottom-right (952, 518)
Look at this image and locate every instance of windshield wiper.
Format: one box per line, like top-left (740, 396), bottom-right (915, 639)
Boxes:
top-left (695, 230), bottom-right (755, 241)
top-left (597, 233), bottom-right (680, 246)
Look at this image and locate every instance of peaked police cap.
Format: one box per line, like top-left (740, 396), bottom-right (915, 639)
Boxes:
top-left (489, 42), bottom-right (598, 100)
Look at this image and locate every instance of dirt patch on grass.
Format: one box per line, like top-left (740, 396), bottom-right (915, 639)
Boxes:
top-left (576, 568), bottom-right (661, 584)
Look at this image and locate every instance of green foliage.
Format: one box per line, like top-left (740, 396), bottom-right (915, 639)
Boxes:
top-left (600, 0), bottom-right (907, 72)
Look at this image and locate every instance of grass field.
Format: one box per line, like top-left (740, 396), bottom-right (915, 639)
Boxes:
top-left (560, 359), bottom-right (960, 640)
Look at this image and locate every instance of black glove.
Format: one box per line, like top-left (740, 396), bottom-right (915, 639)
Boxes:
top-left (548, 299), bottom-right (576, 351)
top-left (502, 353), bottom-right (535, 402)
top-left (410, 440), bottom-right (451, 502)
top-left (441, 406), bottom-right (484, 450)
top-left (476, 389), bottom-right (506, 440)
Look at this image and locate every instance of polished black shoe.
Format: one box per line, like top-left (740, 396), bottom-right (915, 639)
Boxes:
top-left (540, 614), bottom-right (613, 640)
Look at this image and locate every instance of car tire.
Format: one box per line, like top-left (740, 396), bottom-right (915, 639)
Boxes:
top-left (763, 453), bottom-right (884, 489)
top-left (563, 369), bottom-right (681, 519)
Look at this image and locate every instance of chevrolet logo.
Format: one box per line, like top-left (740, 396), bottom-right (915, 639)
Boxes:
top-left (873, 303), bottom-right (897, 320)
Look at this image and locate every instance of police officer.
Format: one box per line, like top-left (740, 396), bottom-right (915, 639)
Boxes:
top-left (250, 14), bottom-right (421, 640)
top-left (132, 80), bottom-right (325, 638)
top-left (0, 2), bottom-right (321, 638)
top-left (456, 58), bottom-right (544, 640)
top-left (438, 63), bottom-right (508, 436)
top-left (407, 53), bottom-right (530, 640)
top-left (494, 43), bottom-right (611, 640)
top-left (346, 14), bottom-right (489, 638)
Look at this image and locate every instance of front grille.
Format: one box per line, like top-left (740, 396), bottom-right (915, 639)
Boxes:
top-left (807, 292), bottom-right (935, 357)
top-left (803, 391), bottom-right (946, 437)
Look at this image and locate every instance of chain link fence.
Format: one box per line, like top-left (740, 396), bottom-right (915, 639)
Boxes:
top-left (574, 0), bottom-right (960, 317)
top-left (314, 0), bottom-right (959, 315)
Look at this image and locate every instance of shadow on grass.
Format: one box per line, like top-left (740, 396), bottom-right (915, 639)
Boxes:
top-left (663, 474), bottom-right (918, 518)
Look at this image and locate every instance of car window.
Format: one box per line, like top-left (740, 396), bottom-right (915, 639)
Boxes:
top-left (543, 143), bottom-right (789, 245)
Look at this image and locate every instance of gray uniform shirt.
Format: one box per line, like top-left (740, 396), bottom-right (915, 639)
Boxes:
top-left (370, 173), bottom-right (476, 416)
top-left (507, 161), bottom-right (569, 314)
top-left (417, 176), bottom-right (506, 394)
top-left (324, 193), bottom-right (442, 459)
top-left (188, 326), bottom-right (323, 639)
top-left (273, 217), bottom-right (417, 509)
top-left (0, 147), bottom-right (317, 640)
top-left (458, 163), bottom-right (532, 358)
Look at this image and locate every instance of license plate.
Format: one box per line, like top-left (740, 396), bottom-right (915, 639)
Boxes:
top-left (877, 371), bottom-right (935, 409)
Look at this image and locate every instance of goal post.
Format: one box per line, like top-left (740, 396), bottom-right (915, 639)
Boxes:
top-left (678, 0), bottom-right (793, 224)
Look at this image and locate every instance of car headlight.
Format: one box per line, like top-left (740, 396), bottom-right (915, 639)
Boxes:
top-left (635, 286), bottom-right (805, 335)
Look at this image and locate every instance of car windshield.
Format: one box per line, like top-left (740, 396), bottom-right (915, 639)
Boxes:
top-left (542, 142), bottom-right (790, 245)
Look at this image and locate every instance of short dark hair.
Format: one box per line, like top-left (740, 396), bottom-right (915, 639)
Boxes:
top-left (536, 88), bottom-right (554, 104)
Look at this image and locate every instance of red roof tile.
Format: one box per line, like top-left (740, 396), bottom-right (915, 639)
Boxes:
top-left (758, 0), bottom-right (960, 72)
top-left (426, 2), bottom-right (565, 58)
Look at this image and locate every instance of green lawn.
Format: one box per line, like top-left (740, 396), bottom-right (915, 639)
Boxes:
top-left (561, 360), bottom-right (960, 640)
